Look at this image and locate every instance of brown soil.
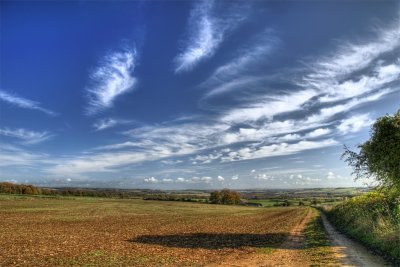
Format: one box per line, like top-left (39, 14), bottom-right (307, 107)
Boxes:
top-left (0, 197), bottom-right (308, 266)
top-left (207, 208), bottom-right (315, 267)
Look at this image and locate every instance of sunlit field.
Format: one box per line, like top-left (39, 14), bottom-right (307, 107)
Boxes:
top-left (0, 195), bottom-right (307, 266)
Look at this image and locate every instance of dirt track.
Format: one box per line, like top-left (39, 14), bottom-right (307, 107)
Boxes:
top-left (210, 209), bottom-right (392, 267)
top-left (320, 213), bottom-right (390, 267)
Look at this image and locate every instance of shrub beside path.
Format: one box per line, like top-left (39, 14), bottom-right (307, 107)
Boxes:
top-left (320, 213), bottom-right (389, 267)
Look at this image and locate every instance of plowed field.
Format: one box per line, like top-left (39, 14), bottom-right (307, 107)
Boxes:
top-left (0, 196), bottom-right (308, 266)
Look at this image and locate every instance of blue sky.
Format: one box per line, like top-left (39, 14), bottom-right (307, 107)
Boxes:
top-left (0, 1), bottom-right (399, 189)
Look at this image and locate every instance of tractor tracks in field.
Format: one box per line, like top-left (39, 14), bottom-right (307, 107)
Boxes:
top-left (207, 208), bottom-right (314, 267)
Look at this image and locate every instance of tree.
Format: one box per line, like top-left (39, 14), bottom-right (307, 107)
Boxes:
top-left (209, 191), bottom-right (222, 204)
top-left (220, 189), bottom-right (241, 205)
top-left (209, 189), bottom-right (241, 205)
top-left (342, 110), bottom-right (400, 190)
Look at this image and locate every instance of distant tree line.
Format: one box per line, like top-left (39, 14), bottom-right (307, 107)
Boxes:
top-left (0, 182), bottom-right (42, 195)
top-left (209, 189), bottom-right (241, 205)
top-left (0, 182), bottom-right (143, 198)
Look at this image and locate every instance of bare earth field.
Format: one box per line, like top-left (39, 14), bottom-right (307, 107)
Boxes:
top-left (0, 196), bottom-right (309, 266)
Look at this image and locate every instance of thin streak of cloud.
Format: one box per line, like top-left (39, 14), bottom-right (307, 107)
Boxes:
top-left (221, 139), bottom-right (338, 162)
top-left (221, 89), bottom-right (316, 123)
top-left (0, 90), bottom-right (57, 116)
top-left (93, 117), bottom-right (134, 131)
top-left (204, 29), bottom-right (278, 87)
top-left (0, 128), bottom-right (53, 145)
top-left (0, 144), bottom-right (46, 166)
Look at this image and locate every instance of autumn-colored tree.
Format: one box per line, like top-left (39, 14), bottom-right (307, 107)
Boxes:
top-left (209, 189), bottom-right (241, 205)
top-left (209, 191), bottom-right (222, 204)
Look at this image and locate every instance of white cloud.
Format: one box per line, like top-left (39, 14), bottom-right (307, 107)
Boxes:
top-left (202, 30), bottom-right (279, 97)
top-left (222, 139), bottom-right (338, 162)
top-left (48, 151), bottom-right (149, 176)
top-left (190, 151), bottom-right (223, 164)
top-left (176, 177), bottom-right (186, 183)
top-left (162, 178), bottom-right (174, 183)
top-left (319, 62), bottom-right (400, 102)
top-left (161, 159), bottom-right (183, 165)
top-left (0, 90), bottom-right (57, 116)
top-left (306, 20), bottom-right (399, 82)
top-left (217, 175), bottom-right (224, 181)
top-left (174, 1), bottom-right (247, 73)
top-left (337, 113), bottom-right (373, 134)
top-left (221, 89), bottom-right (316, 123)
top-left (203, 76), bottom-right (267, 98)
top-left (125, 122), bottom-right (229, 156)
top-left (201, 176), bottom-right (213, 183)
top-left (231, 175), bottom-right (239, 180)
top-left (326, 171), bottom-right (341, 180)
top-left (144, 177), bottom-right (158, 183)
top-left (86, 47), bottom-right (137, 114)
top-left (0, 143), bottom-right (47, 166)
top-left (301, 19), bottom-right (400, 103)
top-left (305, 128), bottom-right (331, 138)
top-left (278, 134), bottom-right (302, 142)
top-left (93, 118), bottom-right (133, 131)
top-left (305, 89), bottom-right (391, 125)
top-left (0, 128), bottom-right (53, 145)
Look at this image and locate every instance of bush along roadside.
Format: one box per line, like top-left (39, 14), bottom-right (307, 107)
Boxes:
top-left (326, 190), bottom-right (400, 264)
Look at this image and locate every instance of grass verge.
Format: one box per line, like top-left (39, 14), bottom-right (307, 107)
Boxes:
top-left (326, 191), bottom-right (400, 264)
top-left (305, 209), bottom-right (337, 266)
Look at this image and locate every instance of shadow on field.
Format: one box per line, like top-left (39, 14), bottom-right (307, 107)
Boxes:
top-left (129, 233), bottom-right (289, 249)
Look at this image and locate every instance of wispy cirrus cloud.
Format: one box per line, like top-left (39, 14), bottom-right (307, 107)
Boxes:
top-left (318, 62), bottom-right (400, 102)
top-left (202, 29), bottom-right (279, 92)
top-left (0, 90), bottom-right (57, 116)
top-left (221, 89), bottom-right (316, 123)
top-left (0, 143), bottom-right (47, 166)
top-left (221, 139), bottom-right (338, 162)
top-left (0, 128), bottom-right (53, 145)
top-left (93, 117), bottom-right (134, 131)
top-left (301, 19), bottom-right (400, 103)
top-left (212, 18), bottom-right (399, 133)
top-left (48, 151), bottom-right (148, 175)
top-left (86, 46), bottom-right (137, 115)
top-left (174, 0), bottom-right (248, 73)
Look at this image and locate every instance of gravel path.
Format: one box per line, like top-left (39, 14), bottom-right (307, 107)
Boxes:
top-left (321, 213), bottom-right (391, 267)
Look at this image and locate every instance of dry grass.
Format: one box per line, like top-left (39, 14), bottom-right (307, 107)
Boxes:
top-left (0, 196), bottom-right (307, 266)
